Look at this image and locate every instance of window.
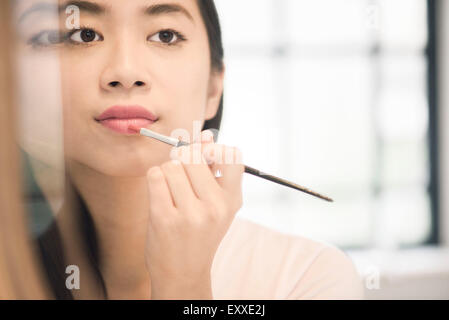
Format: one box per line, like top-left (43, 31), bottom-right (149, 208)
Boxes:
top-left (215, 0), bottom-right (432, 248)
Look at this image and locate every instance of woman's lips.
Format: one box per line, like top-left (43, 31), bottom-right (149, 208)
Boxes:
top-left (98, 118), bottom-right (155, 135)
top-left (95, 105), bottom-right (158, 135)
top-left (96, 105), bottom-right (158, 121)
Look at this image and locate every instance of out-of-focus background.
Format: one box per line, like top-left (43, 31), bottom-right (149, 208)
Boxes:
top-left (215, 0), bottom-right (449, 299)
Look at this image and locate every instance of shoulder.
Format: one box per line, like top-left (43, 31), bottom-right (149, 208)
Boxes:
top-left (211, 217), bottom-right (364, 299)
top-left (289, 242), bottom-right (365, 299)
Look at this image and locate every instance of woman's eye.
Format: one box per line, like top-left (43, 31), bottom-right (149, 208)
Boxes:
top-left (28, 28), bottom-right (103, 48)
top-left (148, 30), bottom-right (183, 45)
top-left (69, 29), bottom-right (102, 43)
top-left (29, 30), bottom-right (63, 47)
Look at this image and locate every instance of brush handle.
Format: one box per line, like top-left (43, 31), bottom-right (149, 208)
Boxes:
top-left (176, 140), bottom-right (333, 202)
top-left (176, 140), bottom-right (191, 147)
top-left (244, 165), bottom-right (333, 202)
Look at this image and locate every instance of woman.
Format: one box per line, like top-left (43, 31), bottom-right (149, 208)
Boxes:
top-left (16, 0), bottom-right (364, 299)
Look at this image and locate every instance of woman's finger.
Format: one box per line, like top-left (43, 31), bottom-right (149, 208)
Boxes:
top-left (159, 159), bottom-right (198, 209)
top-left (175, 130), bottom-right (223, 204)
top-left (206, 145), bottom-right (245, 194)
top-left (146, 166), bottom-right (176, 218)
top-left (207, 145), bottom-right (245, 214)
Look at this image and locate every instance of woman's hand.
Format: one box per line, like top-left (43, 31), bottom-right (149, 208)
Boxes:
top-left (145, 130), bottom-right (244, 299)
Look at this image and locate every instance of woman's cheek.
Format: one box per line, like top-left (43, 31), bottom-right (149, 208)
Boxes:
top-left (162, 67), bottom-right (211, 125)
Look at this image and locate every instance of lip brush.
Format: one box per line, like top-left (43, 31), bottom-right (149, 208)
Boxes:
top-left (129, 125), bottom-right (333, 202)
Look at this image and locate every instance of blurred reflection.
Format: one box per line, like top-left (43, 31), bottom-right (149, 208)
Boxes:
top-left (13, 0), bottom-right (65, 236)
top-left (0, 0), bottom-right (52, 299)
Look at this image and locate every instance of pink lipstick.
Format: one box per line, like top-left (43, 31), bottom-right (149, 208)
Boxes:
top-left (96, 105), bottom-right (158, 135)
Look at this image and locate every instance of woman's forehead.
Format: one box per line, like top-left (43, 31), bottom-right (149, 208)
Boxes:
top-left (15, 0), bottom-right (201, 22)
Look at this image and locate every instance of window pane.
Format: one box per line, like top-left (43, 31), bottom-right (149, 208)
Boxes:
top-left (287, 56), bottom-right (374, 188)
top-left (286, 0), bottom-right (371, 46)
top-left (216, 0), bottom-right (431, 248)
top-left (219, 55), bottom-right (283, 200)
top-left (375, 187), bottom-right (431, 247)
top-left (378, 0), bottom-right (427, 48)
top-left (215, 0), bottom-right (273, 47)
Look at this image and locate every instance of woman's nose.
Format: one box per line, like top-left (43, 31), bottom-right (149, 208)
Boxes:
top-left (100, 44), bottom-right (151, 92)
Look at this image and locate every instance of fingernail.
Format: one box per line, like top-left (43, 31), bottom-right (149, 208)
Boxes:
top-left (202, 130), bottom-right (214, 142)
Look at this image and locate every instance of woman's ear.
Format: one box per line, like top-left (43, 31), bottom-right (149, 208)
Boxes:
top-left (205, 66), bottom-right (225, 121)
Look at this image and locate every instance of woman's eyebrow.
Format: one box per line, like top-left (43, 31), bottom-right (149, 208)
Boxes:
top-left (18, 2), bottom-right (194, 25)
top-left (18, 1), bottom-right (106, 24)
top-left (144, 3), bottom-right (195, 24)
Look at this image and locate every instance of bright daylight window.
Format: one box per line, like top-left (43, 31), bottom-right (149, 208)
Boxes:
top-left (215, 0), bottom-right (432, 248)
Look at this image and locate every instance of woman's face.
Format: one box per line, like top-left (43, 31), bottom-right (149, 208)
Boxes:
top-left (16, 0), bottom-right (224, 177)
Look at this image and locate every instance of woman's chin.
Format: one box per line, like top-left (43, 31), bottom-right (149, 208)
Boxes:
top-left (94, 166), bottom-right (150, 178)
top-left (66, 153), bottom-right (157, 178)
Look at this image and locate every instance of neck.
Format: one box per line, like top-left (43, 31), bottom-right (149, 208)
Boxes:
top-left (64, 160), bottom-right (152, 299)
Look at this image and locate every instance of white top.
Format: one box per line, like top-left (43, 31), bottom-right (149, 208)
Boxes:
top-left (211, 217), bottom-right (364, 299)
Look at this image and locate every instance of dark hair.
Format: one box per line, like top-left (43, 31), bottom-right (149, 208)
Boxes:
top-left (34, 0), bottom-right (225, 299)
top-left (199, 0), bottom-right (225, 135)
